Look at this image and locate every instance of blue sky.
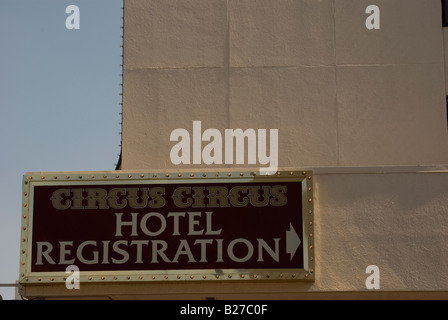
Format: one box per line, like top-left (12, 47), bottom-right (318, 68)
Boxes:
top-left (0, 0), bottom-right (122, 299)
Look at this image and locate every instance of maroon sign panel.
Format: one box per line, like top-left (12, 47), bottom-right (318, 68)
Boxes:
top-left (31, 180), bottom-right (304, 273)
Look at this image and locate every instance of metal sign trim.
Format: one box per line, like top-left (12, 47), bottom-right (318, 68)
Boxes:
top-left (19, 170), bottom-right (314, 285)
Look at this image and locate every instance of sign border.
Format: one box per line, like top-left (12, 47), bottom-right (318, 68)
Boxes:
top-left (19, 170), bottom-right (314, 285)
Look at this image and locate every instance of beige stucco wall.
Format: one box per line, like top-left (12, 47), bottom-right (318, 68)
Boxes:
top-left (122, 0), bottom-right (448, 170)
top-left (314, 166), bottom-right (448, 292)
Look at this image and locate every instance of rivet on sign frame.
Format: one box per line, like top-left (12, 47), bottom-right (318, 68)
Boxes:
top-left (290, 172), bottom-right (294, 175)
top-left (190, 275), bottom-right (194, 279)
top-left (128, 175), bottom-right (132, 178)
top-left (190, 174), bottom-right (194, 177)
top-left (302, 171), bottom-right (307, 175)
top-left (140, 174), bottom-right (144, 178)
top-left (277, 172), bottom-right (281, 175)
top-left (178, 174), bottom-right (182, 177)
top-left (166, 174), bottom-right (169, 177)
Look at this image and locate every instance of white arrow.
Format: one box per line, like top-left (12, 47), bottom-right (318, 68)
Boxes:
top-left (286, 223), bottom-right (301, 261)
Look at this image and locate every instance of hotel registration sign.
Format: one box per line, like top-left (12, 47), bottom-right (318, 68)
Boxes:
top-left (19, 170), bottom-right (314, 285)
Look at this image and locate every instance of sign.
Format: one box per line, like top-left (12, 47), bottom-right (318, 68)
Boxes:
top-left (19, 170), bottom-right (314, 284)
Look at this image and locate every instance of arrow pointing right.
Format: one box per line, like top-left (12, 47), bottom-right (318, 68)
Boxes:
top-left (286, 223), bottom-right (301, 261)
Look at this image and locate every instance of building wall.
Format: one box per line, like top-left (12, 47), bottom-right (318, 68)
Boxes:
top-left (115, 0), bottom-right (448, 298)
top-left (122, 0), bottom-right (448, 170)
